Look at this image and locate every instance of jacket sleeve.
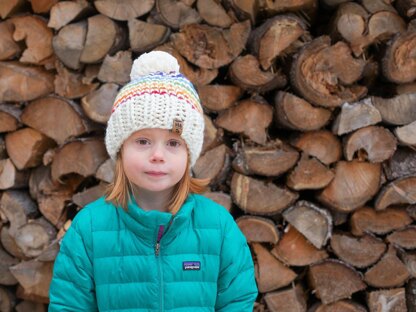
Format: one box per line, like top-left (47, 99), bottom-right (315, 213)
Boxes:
top-left (215, 210), bottom-right (258, 311)
top-left (48, 207), bottom-right (98, 312)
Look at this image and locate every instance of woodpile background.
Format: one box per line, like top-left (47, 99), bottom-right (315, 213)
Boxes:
top-left (0, 0), bottom-right (416, 311)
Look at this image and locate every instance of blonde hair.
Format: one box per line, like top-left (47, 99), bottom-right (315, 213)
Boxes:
top-left (105, 154), bottom-right (210, 214)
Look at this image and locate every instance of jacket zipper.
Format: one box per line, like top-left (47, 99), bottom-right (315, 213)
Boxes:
top-left (156, 225), bottom-right (164, 311)
top-left (155, 217), bottom-right (174, 312)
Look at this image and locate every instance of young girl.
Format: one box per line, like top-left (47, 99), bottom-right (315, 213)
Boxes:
top-left (48, 51), bottom-right (258, 311)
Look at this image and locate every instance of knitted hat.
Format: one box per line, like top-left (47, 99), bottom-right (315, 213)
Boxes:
top-left (105, 51), bottom-right (204, 167)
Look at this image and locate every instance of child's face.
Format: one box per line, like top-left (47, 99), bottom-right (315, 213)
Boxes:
top-left (121, 128), bottom-right (188, 195)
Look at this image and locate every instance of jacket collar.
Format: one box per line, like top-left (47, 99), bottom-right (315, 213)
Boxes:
top-left (117, 194), bottom-right (195, 246)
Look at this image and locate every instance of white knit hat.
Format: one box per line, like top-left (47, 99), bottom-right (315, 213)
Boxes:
top-left (105, 51), bottom-right (204, 167)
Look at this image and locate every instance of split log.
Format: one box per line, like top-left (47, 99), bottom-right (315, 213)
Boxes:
top-left (172, 20), bottom-right (251, 69)
top-left (128, 19), bottom-right (170, 53)
top-left (1, 225), bottom-right (26, 260)
top-left (54, 61), bottom-right (99, 99)
top-left (382, 30), bottom-right (416, 83)
top-left (95, 0), bottom-right (154, 21)
top-left (231, 172), bottom-right (298, 215)
top-left (215, 97), bottom-right (273, 145)
top-left (332, 99), bottom-right (382, 135)
top-left (80, 14), bottom-right (126, 64)
top-left (372, 93), bottom-right (416, 125)
top-left (0, 287), bottom-right (15, 311)
top-left (51, 139), bottom-right (108, 183)
top-left (330, 232), bottom-right (386, 268)
top-left (290, 130), bottom-right (341, 165)
top-left (0, 159), bottom-right (29, 190)
top-left (72, 183), bottom-right (107, 208)
top-left (0, 104), bottom-right (20, 133)
top-left (361, 0), bottom-right (396, 13)
top-left (10, 15), bottom-right (53, 64)
top-left (351, 206), bottom-right (412, 236)
top-left (260, 0), bottom-right (317, 19)
top-left (81, 83), bottom-right (119, 124)
top-left (375, 176), bottom-right (416, 210)
top-left (222, 0), bottom-right (258, 24)
top-left (311, 300), bottom-right (367, 312)
top-left (197, 0), bottom-right (233, 28)
top-left (0, 137), bottom-right (5, 159)
top-left (156, 0), bottom-right (201, 29)
top-left (0, 244), bottom-right (19, 285)
top-left (383, 147), bottom-right (416, 181)
top-left (203, 192), bottom-right (232, 211)
top-left (394, 121), bottom-right (416, 147)
top-left (228, 54), bottom-right (287, 93)
top-left (9, 260), bottom-right (53, 303)
top-left (282, 201), bottom-right (332, 249)
top-left (0, 20), bottom-right (22, 60)
top-left (343, 126), bottom-right (397, 163)
top-left (317, 161), bottom-right (381, 213)
top-left (21, 96), bottom-right (97, 145)
top-left (193, 144), bottom-right (230, 185)
top-left (232, 140), bottom-right (299, 177)
top-left (92, 55), bottom-right (128, 83)
top-left (82, 64), bottom-right (100, 84)
top-left (0, 0), bottom-right (27, 19)
top-left (29, 165), bottom-right (81, 228)
top-left (252, 243), bottom-right (297, 293)
top-left (364, 245), bottom-right (409, 288)
top-left (198, 85), bottom-right (243, 112)
top-left (0, 190), bottom-right (38, 237)
top-left (155, 42), bottom-right (218, 86)
top-left (332, 3), bottom-right (405, 56)
top-left (387, 226), bottom-right (416, 249)
top-left (396, 0), bottom-right (416, 18)
top-left (30, 0), bottom-right (58, 13)
top-left (48, 0), bottom-right (93, 30)
top-left (274, 91), bottom-right (331, 132)
top-left (52, 21), bottom-right (87, 70)
top-left (308, 260), bottom-right (366, 304)
top-left (236, 216), bottom-right (279, 244)
top-left (201, 115), bottom-right (223, 154)
top-left (367, 288), bottom-right (407, 312)
top-left (14, 218), bottom-right (56, 258)
top-left (0, 62), bottom-right (54, 102)
top-left (33, 237), bottom-right (59, 263)
top-left (287, 153), bottom-right (334, 190)
top-left (271, 225), bottom-right (328, 266)
top-left (248, 14), bottom-right (309, 70)
top-left (95, 158), bottom-right (115, 183)
top-left (264, 284), bottom-right (307, 312)
top-left (290, 36), bottom-right (367, 108)
top-left (5, 128), bottom-right (56, 170)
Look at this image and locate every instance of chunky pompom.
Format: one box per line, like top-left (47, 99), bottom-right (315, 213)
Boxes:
top-left (130, 51), bottom-right (180, 80)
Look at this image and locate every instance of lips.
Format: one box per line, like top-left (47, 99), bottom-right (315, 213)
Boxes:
top-left (145, 171), bottom-right (167, 176)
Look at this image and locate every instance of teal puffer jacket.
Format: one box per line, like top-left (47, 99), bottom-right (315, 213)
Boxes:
top-left (49, 194), bottom-right (258, 311)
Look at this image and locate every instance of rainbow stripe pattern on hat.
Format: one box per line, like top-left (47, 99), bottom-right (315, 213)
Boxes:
top-left (112, 72), bottom-right (203, 114)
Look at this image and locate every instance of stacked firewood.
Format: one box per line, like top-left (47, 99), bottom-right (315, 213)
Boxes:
top-left (0, 0), bottom-right (416, 311)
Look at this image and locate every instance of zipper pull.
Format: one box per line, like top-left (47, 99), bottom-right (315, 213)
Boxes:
top-left (155, 225), bottom-right (164, 257)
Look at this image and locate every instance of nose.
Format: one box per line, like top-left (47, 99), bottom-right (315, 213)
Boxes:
top-left (149, 143), bottom-right (165, 163)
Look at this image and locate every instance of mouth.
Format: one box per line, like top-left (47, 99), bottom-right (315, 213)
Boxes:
top-left (145, 171), bottom-right (167, 177)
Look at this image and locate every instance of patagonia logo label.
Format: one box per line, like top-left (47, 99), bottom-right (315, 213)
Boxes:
top-left (183, 261), bottom-right (200, 271)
